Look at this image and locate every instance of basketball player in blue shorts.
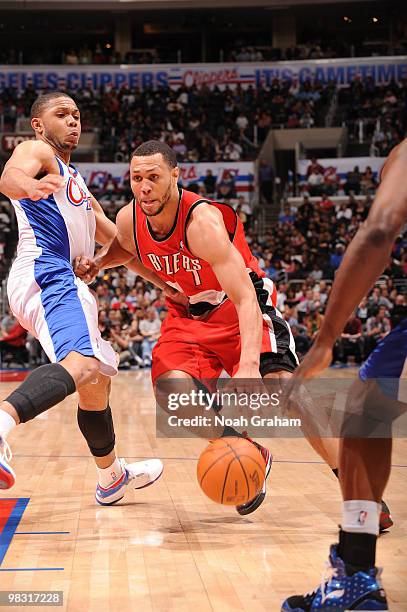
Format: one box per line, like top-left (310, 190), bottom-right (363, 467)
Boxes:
top-left (282, 141), bottom-right (407, 610)
top-left (0, 92), bottom-right (166, 504)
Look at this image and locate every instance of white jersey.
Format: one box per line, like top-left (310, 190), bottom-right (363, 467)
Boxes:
top-left (7, 155), bottom-right (117, 377)
top-left (10, 156), bottom-right (96, 272)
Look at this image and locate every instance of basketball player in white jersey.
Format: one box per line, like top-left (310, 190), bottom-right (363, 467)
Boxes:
top-left (0, 92), bottom-right (164, 504)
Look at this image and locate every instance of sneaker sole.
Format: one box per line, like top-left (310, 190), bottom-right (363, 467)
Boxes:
top-left (133, 466), bottom-right (164, 490)
top-left (280, 608), bottom-right (390, 612)
top-left (0, 463), bottom-right (16, 489)
top-left (236, 452), bottom-right (272, 516)
top-left (95, 466), bottom-right (164, 506)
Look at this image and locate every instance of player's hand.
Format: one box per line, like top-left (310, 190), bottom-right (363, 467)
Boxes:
top-left (73, 255), bottom-right (100, 283)
top-left (229, 365), bottom-right (265, 395)
top-left (294, 342), bottom-right (333, 381)
top-left (280, 340), bottom-right (333, 411)
top-left (163, 285), bottom-right (189, 307)
top-left (26, 174), bottom-right (66, 201)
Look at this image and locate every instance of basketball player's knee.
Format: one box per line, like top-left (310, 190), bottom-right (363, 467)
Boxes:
top-left (60, 353), bottom-right (100, 387)
top-left (78, 375), bottom-right (111, 410)
top-left (77, 405), bottom-right (115, 457)
top-left (154, 372), bottom-right (195, 413)
top-left (5, 363), bottom-right (76, 423)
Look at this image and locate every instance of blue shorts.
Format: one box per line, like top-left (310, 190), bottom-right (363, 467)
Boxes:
top-left (360, 318), bottom-right (407, 401)
top-left (8, 257), bottom-right (117, 377)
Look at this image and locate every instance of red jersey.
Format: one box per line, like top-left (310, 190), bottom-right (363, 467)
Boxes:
top-left (132, 189), bottom-right (264, 316)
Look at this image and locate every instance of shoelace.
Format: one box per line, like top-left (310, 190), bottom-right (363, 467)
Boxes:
top-left (0, 438), bottom-right (12, 463)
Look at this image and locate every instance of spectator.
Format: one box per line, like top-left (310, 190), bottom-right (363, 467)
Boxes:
top-left (139, 308), bottom-right (162, 366)
top-left (330, 244), bottom-right (345, 270)
top-left (307, 169), bottom-right (324, 197)
top-left (109, 323), bottom-right (133, 368)
top-left (278, 204), bottom-right (296, 224)
top-left (0, 320), bottom-right (27, 366)
top-left (306, 157), bottom-right (324, 177)
top-left (334, 313), bottom-right (364, 365)
top-left (291, 325), bottom-right (311, 359)
top-left (361, 166), bottom-right (377, 194)
top-left (216, 171), bottom-right (237, 200)
top-left (390, 294), bottom-right (407, 328)
top-left (365, 305), bottom-right (391, 355)
top-left (259, 160), bottom-right (274, 204)
top-left (203, 170), bottom-right (217, 197)
top-left (344, 166), bottom-right (362, 195)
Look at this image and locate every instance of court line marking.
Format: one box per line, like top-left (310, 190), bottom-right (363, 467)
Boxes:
top-left (0, 567), bottom-right (64, 571)
top-left (14, 531), bottom-right (70, 535)
top-left (10, 454), bottom-right (407, 468)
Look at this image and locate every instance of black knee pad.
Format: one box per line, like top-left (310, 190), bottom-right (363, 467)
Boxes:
top-left (6, 363), bottom-right (76, 423)
top-left (77, 405), bottom-right (115, 457)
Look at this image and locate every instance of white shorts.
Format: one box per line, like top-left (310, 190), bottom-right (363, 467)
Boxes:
top-left (7, 258), bottom-right (118, 377)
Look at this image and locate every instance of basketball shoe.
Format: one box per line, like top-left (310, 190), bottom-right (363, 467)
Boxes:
top-left (95, 457), bottom-right (163, 506)
top-left (0, 435), bottom-right (15, 489)
top-left (281, 544), bottom-right (388, 611)
top-left (235, 434), bottom-right (272, 515)
top-left (379, 500), bottom-right (393, 532)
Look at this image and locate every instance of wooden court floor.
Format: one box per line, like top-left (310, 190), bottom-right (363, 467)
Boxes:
top-left (0, 370), bottom-right (406, 611)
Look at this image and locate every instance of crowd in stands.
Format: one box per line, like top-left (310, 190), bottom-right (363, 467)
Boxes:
top-left (2, 77), bottom-right (405, 165)
top-left (0, 80), bottom-right (332, 164)
top-left (226, 40), bottom-right (407, 63)
top-left (339, 79), bottom-right (407, 155)
top-left (89, 170), bottom-right (254, 222)
top-left (2, 37), bottom-right (406, 66)
top-left (300, 158), bottom-right (379, 198)
top-left (0, 46), bottom-right (170, 67)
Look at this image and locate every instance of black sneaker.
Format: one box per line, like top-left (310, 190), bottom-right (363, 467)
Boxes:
top-left (235, 435), bottom-right (272, 515)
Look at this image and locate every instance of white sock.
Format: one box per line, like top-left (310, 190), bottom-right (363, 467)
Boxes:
top-left (342, 500), bottom-right (381, 536)
top-left (97, 458), bottom-right (124, 488)
top-left (0, 409), bottom-right (17, 440)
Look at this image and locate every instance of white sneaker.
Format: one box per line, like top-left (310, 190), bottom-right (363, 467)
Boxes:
top-left (0, 436), bottom-right (15, 489)
top-left (95, 458), bottom-right (163, 506)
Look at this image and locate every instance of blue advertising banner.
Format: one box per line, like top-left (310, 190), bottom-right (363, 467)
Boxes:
top-left (1, 57), bottom-right (406, 92)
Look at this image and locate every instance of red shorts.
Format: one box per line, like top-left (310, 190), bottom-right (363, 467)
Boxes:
top-left (151, 298), bottom-right (297, 383)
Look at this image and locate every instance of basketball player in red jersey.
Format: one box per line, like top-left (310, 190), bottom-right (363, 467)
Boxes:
top-left (75, 141), bottom-right (390, 522)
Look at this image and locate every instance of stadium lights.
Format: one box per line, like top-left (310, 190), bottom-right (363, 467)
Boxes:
top-left (372, 17), bottom-right (379, 23)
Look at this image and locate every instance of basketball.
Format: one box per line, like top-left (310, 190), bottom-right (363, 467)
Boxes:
top-left (197, 437), bottom-right (266, 505)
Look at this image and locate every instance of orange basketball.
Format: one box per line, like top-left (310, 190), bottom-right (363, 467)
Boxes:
top-left (197, 437), bottom-right (266, 505)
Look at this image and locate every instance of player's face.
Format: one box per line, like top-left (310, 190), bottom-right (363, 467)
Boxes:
top-left (33, 98), bottom-right (81, 152)
top-left (131, 153), bottom-right (179, 217)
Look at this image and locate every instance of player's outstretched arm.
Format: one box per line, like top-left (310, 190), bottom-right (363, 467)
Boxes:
top-left (0, 140), bottom-right (65, 200)
top-left (187, 204), bottom-right (263, 377)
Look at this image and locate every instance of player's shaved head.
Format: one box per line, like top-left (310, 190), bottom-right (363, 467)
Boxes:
top-left (132, 140), bottom-right (177, 169)
top-left (30, 92), bottom-right (76, 118)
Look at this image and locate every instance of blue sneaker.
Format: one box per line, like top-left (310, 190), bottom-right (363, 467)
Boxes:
top-left (281, 544), bottom-right (388, 611)
top-left (0, 436), bottom-right (15, 489)
top-left (95, 458), bottom-right (163, 506)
